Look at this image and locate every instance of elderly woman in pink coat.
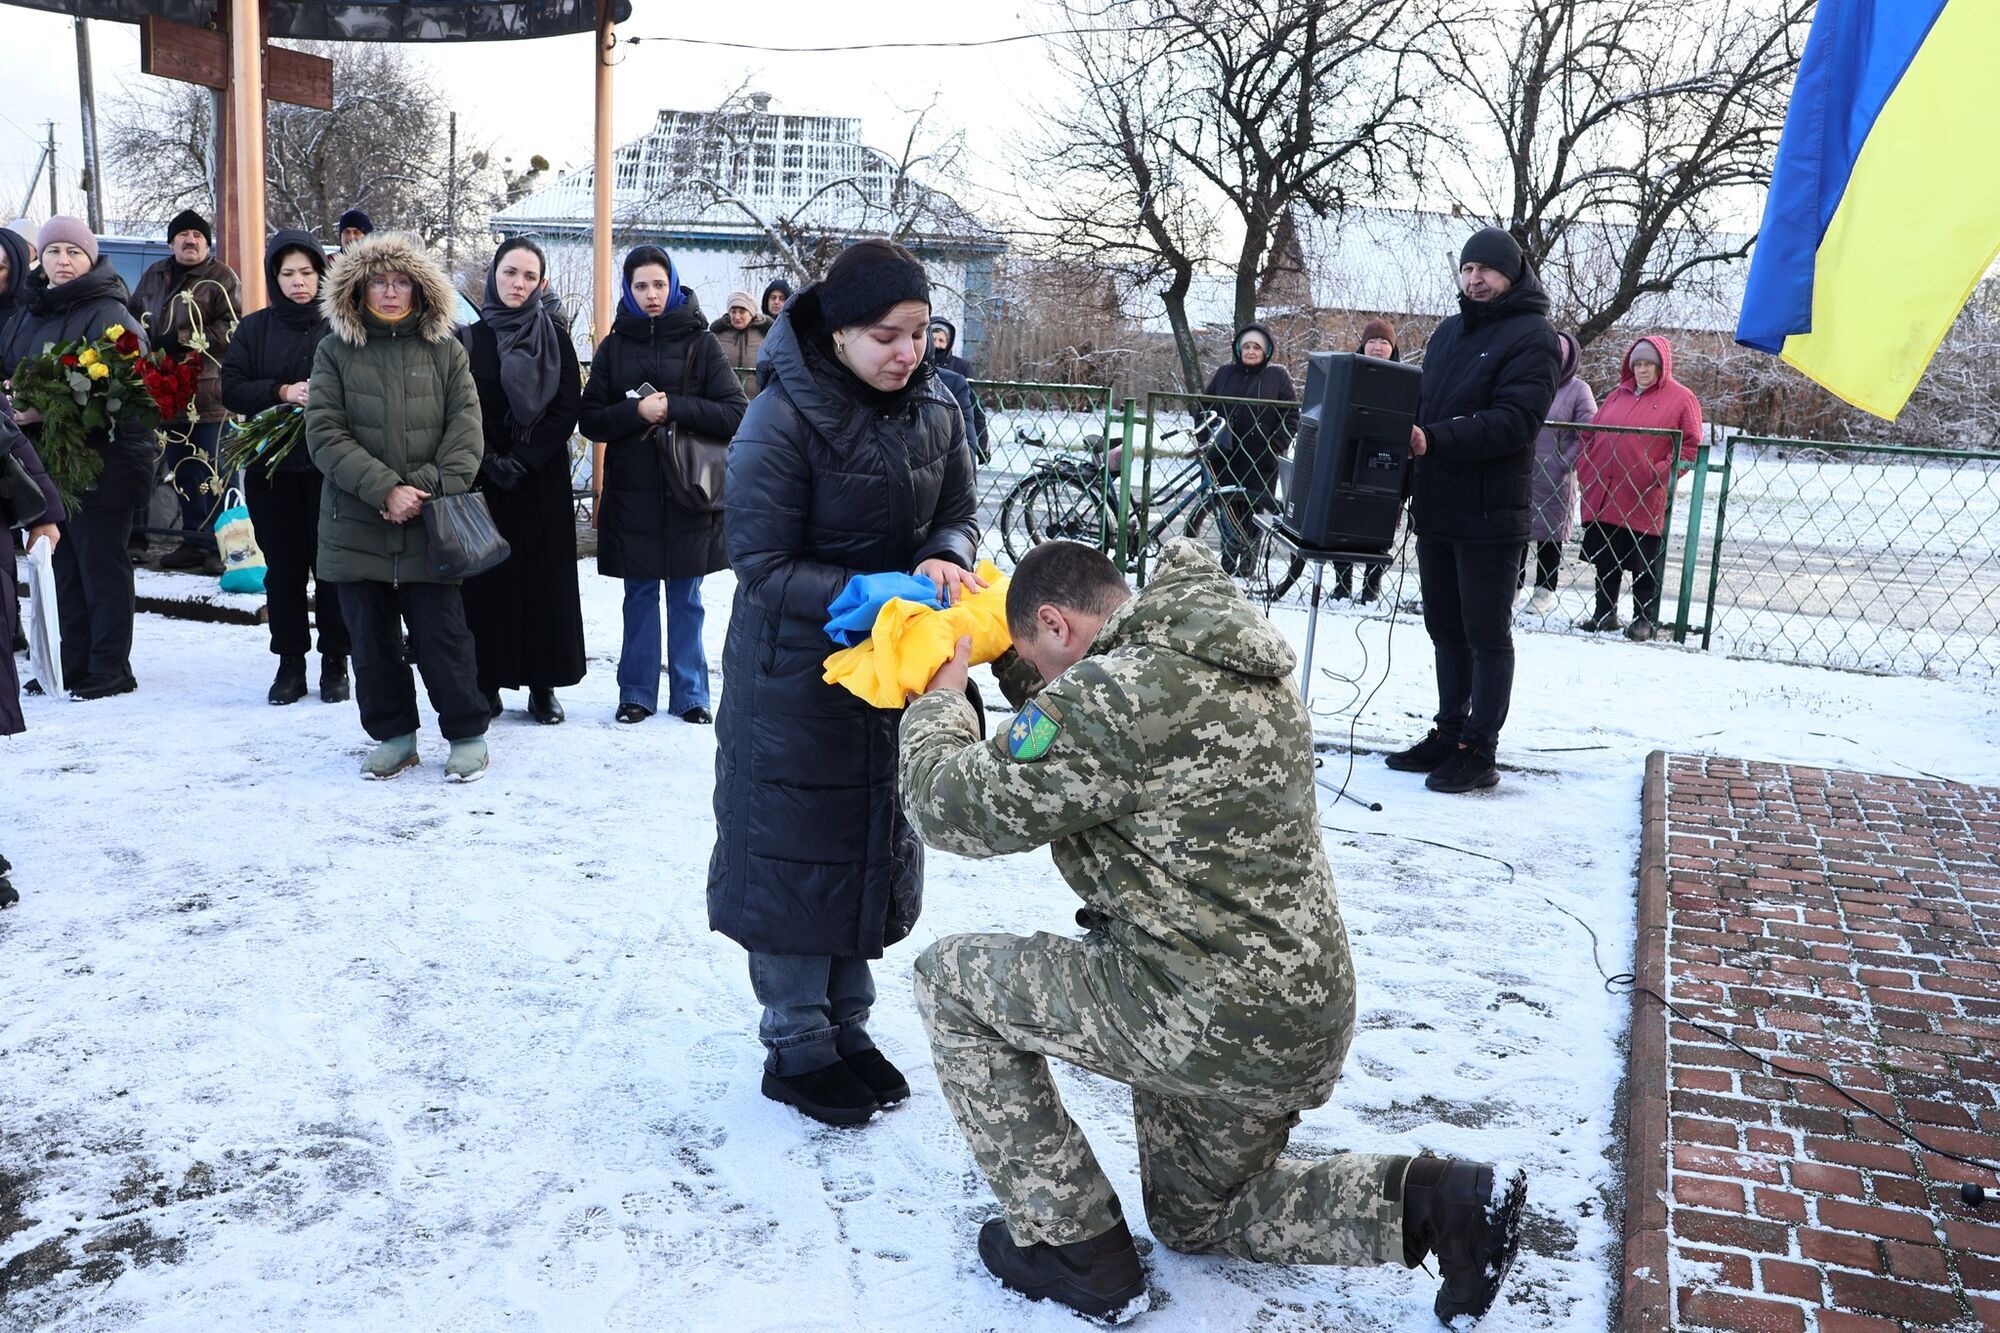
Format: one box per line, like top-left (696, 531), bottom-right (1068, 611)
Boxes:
top-left (1574, 335), bottom-right (1703, 641)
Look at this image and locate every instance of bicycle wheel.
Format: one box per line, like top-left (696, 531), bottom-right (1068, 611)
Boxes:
top-left (996, 474), bottom-right (1046, 560)
top-left (1010, 472), bottom-right (1104, 554)
top-left (1184, 493), bottom-right (1304, 603)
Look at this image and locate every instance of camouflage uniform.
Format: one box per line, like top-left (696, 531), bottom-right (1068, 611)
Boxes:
top-left (900, 539), bottom-right (1410, 1264)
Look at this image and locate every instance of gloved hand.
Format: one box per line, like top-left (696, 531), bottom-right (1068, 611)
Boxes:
top-left (481, 454), bottom-right (530, 491)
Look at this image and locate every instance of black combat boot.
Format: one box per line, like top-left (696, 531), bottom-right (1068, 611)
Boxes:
top-left (1425, 743), bottom-right (1500, 794)
top-left (760, 1061), bottom-right (878, 1127)
top-left (320, 656), bottom-right (351, 704)
top-left (1402, 1155), bottom-right (1527, 1325)
top-left (268, 654), bottom-right (308, 706)
top-left (841, 1048), bottom-right (909, 1105)
top-left (977, 1217), bottom-right (1147, 1321)
top-left (1385, 728), bottom-right (1458, 773)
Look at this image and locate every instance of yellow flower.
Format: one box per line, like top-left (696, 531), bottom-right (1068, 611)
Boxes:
top-left (87, 362), bottom-right (110, 380)
top-left (104, 323), bottom-right (126, 341)
top-left (78, 347), bottom-right (101, 367)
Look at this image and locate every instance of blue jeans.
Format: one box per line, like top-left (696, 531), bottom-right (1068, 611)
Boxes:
top-left (747, 952), bottom-right (877, 1075)
top-left (617, 576), bottom-right (709, 714)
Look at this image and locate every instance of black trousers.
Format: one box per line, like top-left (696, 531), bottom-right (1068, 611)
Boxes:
top-left (54, 504), bottom-right (136, 685)
top-left (245, 468), bottom-right (349, 658)
top-left (1416, 535), bottom-right (1524, 750)
top-left (1581, 521), bottom-right (1665, 620)
top-left (336, 580), bottom-right (488, 742)
top-left (1518, 540), bottom-right (1562, 592)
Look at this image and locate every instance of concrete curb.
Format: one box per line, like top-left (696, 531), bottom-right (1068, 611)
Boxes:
top-left (1621, 749), bottom-right (1672, 1331)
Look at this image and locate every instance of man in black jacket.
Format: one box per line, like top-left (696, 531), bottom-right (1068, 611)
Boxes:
top-left (1387, 227), bottom-right (1558, 793)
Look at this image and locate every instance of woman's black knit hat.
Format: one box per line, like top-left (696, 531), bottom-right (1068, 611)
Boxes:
top-left (818, 238), bottom-right (930, 331)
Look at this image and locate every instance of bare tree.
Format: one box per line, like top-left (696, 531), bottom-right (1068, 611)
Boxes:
top-left (106, 43), bottom-right (546, 262)
top-left (615, 90), bottom-right (982, 287)
top-left (1436, 0), bottom-right (1812, 346)
top-left (1025, 0), bottom-right (1454, 391)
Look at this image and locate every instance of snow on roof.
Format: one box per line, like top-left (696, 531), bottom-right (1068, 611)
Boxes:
top-left (1149, 206), bottom-right (1748, 335)
top-left (494, 100), bottom-right (1002, 253)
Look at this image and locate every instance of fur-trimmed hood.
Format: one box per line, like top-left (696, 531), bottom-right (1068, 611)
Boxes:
top-left (322, 231), bottom-right (458, 346)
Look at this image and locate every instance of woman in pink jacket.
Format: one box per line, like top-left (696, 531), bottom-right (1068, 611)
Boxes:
top-left (1574, 335), bottom-right (1702, 641)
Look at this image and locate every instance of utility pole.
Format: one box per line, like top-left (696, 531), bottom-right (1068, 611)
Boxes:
top-left (446, 110), bottom-right (457, 266)
top-left (44, 123), bottom-right (57, 218)
top-left (74, 18), bottom-right (105, 231)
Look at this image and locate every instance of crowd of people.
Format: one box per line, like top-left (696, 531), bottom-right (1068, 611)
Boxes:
top-left (0, 211), bottom-right (1715, 1323)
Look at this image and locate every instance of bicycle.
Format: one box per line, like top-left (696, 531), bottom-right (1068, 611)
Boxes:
top-left (996, 413), bottom-right (1305, 602)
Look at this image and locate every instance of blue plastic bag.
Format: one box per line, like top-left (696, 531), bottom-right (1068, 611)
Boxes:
top-left (824, 571), bottom-right (942, 646)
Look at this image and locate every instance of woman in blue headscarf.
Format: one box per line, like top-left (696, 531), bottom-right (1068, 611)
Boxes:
top-left (579, 246), bottom-right (746, 725)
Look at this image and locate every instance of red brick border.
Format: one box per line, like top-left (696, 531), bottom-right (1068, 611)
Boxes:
top-left (1623, 754), bottom-right (2000, 1332)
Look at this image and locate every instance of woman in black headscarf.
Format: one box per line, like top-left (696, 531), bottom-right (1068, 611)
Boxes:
top-left (0, 225), bottom-right (31, 331)
top-left (221, 229), bottom-right (351, 706)
top-left (460, 235), bottom-right (586, 724)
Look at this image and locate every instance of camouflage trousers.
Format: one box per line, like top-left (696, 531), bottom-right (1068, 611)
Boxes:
top-left (913, 931), bottom-right (1410, 1265)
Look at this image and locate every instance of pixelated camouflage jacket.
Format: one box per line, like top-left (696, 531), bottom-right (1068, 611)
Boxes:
top-left (900, 539), bottom-right (1356, 1088)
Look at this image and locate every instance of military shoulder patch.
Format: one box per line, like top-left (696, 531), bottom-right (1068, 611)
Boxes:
top-left (1006, 701), bottom-right (1062, 762)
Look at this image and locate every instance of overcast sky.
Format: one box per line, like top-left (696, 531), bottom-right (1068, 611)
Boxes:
top-left (0, 3), bottom-right (1053, 231)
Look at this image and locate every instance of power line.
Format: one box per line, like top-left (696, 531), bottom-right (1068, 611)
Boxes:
top-left (620, 26), bottom-right (1139, 54)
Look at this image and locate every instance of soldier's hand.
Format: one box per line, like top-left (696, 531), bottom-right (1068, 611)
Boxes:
top-left (924, 635), bottom-right (974, 698)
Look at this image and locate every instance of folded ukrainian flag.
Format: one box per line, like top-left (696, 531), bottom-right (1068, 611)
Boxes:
top-left (823, 562), bottom-right (1013, 708)
top-left (1736, 1), bottom-right (2000, 420)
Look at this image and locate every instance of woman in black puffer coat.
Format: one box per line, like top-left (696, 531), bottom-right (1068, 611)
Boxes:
top-left (1202, 321), bottom-right (1297, 576)
top-left (220, 229), bottom-right (350, 707)
top-left (708, 239), bottom-right (980, 1128)
top-left (582, 246), bottom-right (745, 726)
top-left (0, 218), bottom-right (153, 699)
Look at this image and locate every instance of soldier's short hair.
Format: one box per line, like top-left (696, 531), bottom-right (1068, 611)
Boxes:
top-left (1007, 541), bottom-right (1130, 638)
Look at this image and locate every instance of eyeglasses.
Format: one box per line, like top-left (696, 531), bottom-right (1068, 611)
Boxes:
top-left (366, 276), bottom-right (415, 293)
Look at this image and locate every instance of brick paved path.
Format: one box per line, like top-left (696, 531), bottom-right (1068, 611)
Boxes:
top-left (1624, 753), bottom-right (2000, 1332)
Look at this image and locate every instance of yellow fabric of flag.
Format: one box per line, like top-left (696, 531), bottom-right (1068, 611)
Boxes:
top-left (822, 562), bottom-right (1013, 708)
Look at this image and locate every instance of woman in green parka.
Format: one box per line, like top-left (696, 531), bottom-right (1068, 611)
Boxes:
top-left (306, 231), bottom-right (490, 782)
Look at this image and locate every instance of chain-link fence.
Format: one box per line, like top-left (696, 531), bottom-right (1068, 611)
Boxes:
top-left (967, 382), bottom-right (1116, 566)
top-left (1692, 438), bottom-right (2000, 677)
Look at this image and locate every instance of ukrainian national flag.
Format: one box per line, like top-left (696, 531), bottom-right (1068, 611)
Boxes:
top-left (1736, 0), bottom-right (2000, 420)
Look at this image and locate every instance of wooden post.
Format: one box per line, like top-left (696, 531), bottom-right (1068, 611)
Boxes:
top-left (593, 0), bottom-right (614, 344)
top-left (229, 0), bottom-right (267, 312)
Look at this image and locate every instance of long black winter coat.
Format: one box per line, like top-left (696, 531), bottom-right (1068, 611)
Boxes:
top-left (461, 320), bottom-right (587, 691)
top-left (0, 258), bottom-right (154, 509)
top-left (1410, 269), bottom-right (1561, 544)
top-left (580, 293), bottom-right (747, 581)
top-left (708, 285), bottom-right (979, 959)
top-left (219, 231), bottom-right (331, 474)
top-left (1203, 324), bottom-right (1298, 508)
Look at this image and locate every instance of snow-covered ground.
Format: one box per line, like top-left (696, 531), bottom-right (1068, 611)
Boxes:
top-left (4, 565), bottom-right (1998, 1332)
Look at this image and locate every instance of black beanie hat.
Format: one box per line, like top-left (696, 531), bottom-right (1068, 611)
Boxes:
top-left (168, 209), bottom-right (213, 245)
top-left (337, 209), bottom-right (374, 236)
top-left (1459, 226), bottom-right (1524, 282)
top-left (819, 239), bottom-right (930, 331)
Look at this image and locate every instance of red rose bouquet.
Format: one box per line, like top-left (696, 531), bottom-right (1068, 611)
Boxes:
top-left (6, 322), bottom-right (200, 507)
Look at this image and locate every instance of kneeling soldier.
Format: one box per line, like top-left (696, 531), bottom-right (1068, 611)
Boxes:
top-left (898, 538), bottom-right (1526, 1324)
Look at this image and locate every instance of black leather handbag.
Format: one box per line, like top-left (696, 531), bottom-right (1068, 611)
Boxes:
top-left (422, 490), bottom-right (512, 579)
top-left (655, 341), bottom-right (729, 514)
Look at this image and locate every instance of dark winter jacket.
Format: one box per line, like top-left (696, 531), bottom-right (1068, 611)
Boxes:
top-left (1, 413), bottom-right (62, 737)
top-left (1530, 331), bottom-right (1597, 544)
top-left (219, 231), bottom-right (331, 474)
top-left (926, 316), bottom-right (975, 380)
top-left (306, 231), bottom-right (484, 585)
top-left (1203, 323), bottom-right (1299, 508)
top-left (760, 278), bottom-right (794, 320)
top-left (462, 318), bottom-right (587, 690)
top-left (0, 257), bottom-right (155, 509)
top-left (925, 320), bottom-right (988, 459)
top-left (582, 291), bottom-right (747, 581)
top-left (129, 251), bottom-right (241, 423)
top-left (1410, 268), bottom-right (1561, 544)
top-left (708, 282), bottom-right (979, 959)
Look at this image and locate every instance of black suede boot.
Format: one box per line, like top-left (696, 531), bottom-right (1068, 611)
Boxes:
top-left (760, 1061), bottom-right (878, 1127)
top-left (1402, 1155), bottom-right (1527, 1325)
top-left (1385, 728), bottom-right (1458, 773)
top-left (977, 1217), bottom-right (1147, 1321)
top-left (268, 654), bottom-right (308, 706)
top-left (1425, 743), bottom-right (1500, 793)
top-left (319, 656), bottom-right (350, 704)
top-left (841, 1048), bottom-right (909, 1105)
